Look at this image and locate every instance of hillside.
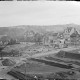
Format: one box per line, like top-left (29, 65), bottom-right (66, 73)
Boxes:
top-left (0, 24), bottom-right (80, 42)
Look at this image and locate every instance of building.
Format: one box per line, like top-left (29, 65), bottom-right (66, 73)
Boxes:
top-left (25, 30), bottom-right (35, 37)
top-left (57, 32), bottom-right (64, 39)
top-left (42, 27), bottom-right (80, 48)
top-left (63, 27), bottom-right (73, 39)
top-left (42, 32), bottom-right (58, 47)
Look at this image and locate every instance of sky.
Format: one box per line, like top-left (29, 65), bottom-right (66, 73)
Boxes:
top-left (0, 1), bottom-right (80, 27)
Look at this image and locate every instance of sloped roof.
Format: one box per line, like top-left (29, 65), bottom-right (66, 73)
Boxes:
top-left (57, 32), bottom-right (64, 39)
top-left (70, 30), bottom-right (80, 38)
top-left (64, 27), bottom-right (73, 34)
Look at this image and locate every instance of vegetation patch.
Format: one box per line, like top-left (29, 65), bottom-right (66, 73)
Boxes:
top-left (2, 59), bottom-right (16, 66)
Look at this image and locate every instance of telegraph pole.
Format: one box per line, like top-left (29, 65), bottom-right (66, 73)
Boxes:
top-left (0, 42), bottom-right (7, 60)
top-left (0, 46), bottom-right (6, 60)
top-left (24, 59), bottom-right (27, 80)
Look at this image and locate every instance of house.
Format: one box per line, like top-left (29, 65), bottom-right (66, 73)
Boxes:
top-left (66, 28), bottom-right (80, 46)
top-left (42, 31), bottom-right (67, 48)
top-left (70, 28), bottom-right (80, 38)
top-left (25, 30), bottom-right (35, 37)
top-left (62, 27), bottom-right (72, 39)
top-left (0, 35), bottom-right (11, 45)
top-left (42, 35), bottom-right (52, 46)
top-left (42, 32), bottom-right (58, 47)
top-left (59, 39), bottom-right (67, 48)
top-left (63, 27), bottom-right (80, 39)
top-left (60, 27), bottom-right (80, 46)
top-left (57, 32), bottom-right (64, 39)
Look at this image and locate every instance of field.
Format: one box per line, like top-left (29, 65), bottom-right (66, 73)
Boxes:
top-left (44, 56), bottom-right (80, 66)
top-left (1, 43), bottom-right (53, 57)
top-left (1, 43), bottom-right (80, 80)
top-left (38, 49), bottom-right (80, 68)
top-left (12, 59), bottom-right (69, 74)
top-left (8, 57), bottom-right (80, 80)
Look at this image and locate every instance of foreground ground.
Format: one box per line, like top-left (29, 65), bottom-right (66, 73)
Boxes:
top-left (0, 43), bottom-right (80, 79)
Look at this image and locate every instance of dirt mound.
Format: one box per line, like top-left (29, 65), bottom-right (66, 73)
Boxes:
top-left (55, 50), bottom-right (66, 57)
top-left (2, 59), bottom-right (16, 66)
top-left (56, 50), bottom-right (80, 60)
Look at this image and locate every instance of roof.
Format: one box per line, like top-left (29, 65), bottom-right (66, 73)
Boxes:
top-left (57, 32), bottom-right (64, 39)
top-left (70, 30), bottom-right (80, 38)
top-left (66, 27), bottom-right (73, 33)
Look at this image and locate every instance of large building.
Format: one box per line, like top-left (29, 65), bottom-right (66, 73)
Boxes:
top-left (42, 27), bottom-right (80, 48)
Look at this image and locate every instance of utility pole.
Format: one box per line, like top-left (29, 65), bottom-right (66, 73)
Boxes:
top-left (24, 59), bottom-right (27, 80)
top-left (0, 46), bottom-right (6, 60)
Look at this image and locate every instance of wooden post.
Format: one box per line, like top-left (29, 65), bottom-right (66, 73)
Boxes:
top-left (0, 44), bottom-right (7, 60)
top-left (0, 47), bottom-right (4, 60)
top-left (25, 59), bottom-right (27, 80)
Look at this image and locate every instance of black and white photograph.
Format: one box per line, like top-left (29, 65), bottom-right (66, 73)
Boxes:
top-left (0, 2), bottom-right (80, 80)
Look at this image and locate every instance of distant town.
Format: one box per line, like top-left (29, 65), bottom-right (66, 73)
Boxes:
top-left (0, 24), bottom-right (80, 49)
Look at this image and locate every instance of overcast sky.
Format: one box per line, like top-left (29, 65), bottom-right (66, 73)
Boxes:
top-left (0, 1), bottom-right (80, 27)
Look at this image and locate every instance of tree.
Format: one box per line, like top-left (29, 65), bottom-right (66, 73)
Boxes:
top-left (70, 29), bottom-right (80, 46)
top-left (11, 49), bottom-right (21, 57)
top-left (8, 38), bottom-right (17, 45)
top-left (0, 35), bottom-right (10, 45)
top-left (34, 33), bottom-right (43, 45)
